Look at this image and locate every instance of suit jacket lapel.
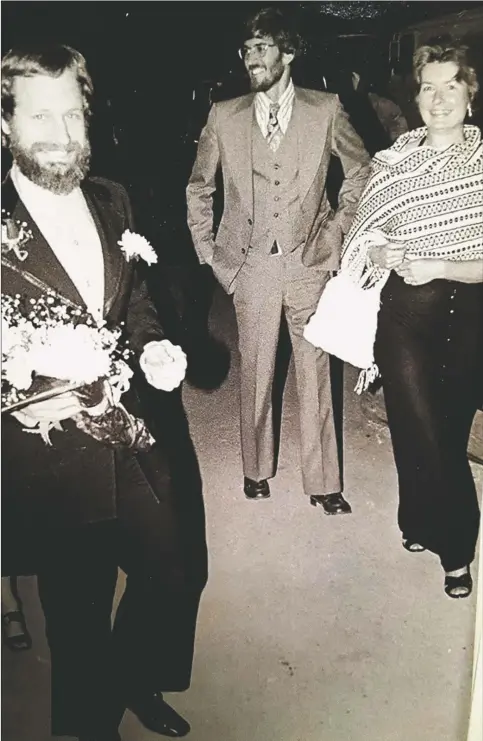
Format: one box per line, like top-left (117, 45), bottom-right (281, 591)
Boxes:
top-left (81, 180), bottom-right (126, 318)
top-left (2, 174), bottom-right (127, 320)
top-left (224, 89), bottom-right (330, 213)
top-left (293, 89), bottom-right (330, 206)
top-left (2, 174), bottom-right (87, 309)
top-left (225, 95), bottom-right (255, 215)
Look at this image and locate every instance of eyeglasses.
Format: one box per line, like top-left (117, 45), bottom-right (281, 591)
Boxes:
top-left (238, 43), bottom-right (276, 60)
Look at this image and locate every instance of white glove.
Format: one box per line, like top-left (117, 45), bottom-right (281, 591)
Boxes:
top-left (140, 340), bottom-right (187, 391)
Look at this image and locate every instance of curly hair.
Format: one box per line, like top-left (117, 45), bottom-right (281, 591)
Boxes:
top-left (242, 7), bottom-right (302, 57)
top-left (413, 38), bottom-right (479, 101)
top-left (1, 43), bottom-right (94, 145)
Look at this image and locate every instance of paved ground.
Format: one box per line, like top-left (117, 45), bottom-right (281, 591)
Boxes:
top-left (2, 286), bottom-right (481, 741)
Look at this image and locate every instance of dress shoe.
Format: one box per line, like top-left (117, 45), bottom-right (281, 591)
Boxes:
top-left (1, 609), bottom-right (32, 651)
top-left (128, 692), bottom-right (190, 737)
top-left (310, 492), bottom-right (352, 515)
top-left (243, 477), bottom-right (270, 500)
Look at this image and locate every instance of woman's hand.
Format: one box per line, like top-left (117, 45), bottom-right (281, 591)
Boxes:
top-left (368, 241), bottom-right (407, 270)
top-left (396, 257), bottom-right (445, 286)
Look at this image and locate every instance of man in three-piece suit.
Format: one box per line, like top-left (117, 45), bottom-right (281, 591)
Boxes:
top-left (1, 45), bottom-right (207, 741)
top-left (186, 8), bottom-right (371, 512)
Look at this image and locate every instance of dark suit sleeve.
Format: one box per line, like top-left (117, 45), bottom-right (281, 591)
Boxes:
top-left (117, 185), bottom-right (165, 356)
top-left (330, 97), bottom-right (372, 244)
top-left (186, 103), bottom-right (220, 266)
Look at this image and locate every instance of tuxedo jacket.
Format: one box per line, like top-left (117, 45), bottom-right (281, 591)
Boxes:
top-left (1, 174), bottom-right (170, 569)
top-left (186, 86), bottom-right (371, 293)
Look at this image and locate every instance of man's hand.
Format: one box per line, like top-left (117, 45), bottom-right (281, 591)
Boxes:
top-left (12, 391), bottom-right (83, 428)
top-left (396, 257), bottom-right (445, 286)
top-left (368, 240), bottom-right (407, 270)
top-left (140, 340), bottom-right (187, 392)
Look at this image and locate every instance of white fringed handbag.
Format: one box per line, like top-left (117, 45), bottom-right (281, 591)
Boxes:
top-left (303, 230), bottom-right (391, 393)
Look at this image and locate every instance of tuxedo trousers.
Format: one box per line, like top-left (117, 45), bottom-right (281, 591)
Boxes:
top-left (233, 247), bottom-right (341, 496)
top-left (36, 439), bottom-right (208, 737)
top-left (375, 273), bottom-right (483, 572)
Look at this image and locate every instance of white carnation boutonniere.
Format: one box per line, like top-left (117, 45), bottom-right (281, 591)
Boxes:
top-left (1, 210), bottom-right (33, 262)
top-left (117, 229), bottom-right (158, 265)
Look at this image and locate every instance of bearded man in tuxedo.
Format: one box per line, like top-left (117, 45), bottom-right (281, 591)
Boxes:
top-left (1, 44), bottom-right (207, 741)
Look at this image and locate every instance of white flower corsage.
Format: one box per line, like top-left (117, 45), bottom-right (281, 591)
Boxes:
top-left (117, 229), bottom-right (158, 265)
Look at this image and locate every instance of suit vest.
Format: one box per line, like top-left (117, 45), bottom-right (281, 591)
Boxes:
top-left (250, 110), bottom-right (303, 255)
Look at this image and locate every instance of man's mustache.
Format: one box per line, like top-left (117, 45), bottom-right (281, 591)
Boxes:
top-left (31, 143), bottom-right (81, 154)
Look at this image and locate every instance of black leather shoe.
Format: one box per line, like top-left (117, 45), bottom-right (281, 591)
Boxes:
top-left (243, 477), bottom-right (270, 500)
top-left (310, 492), bottom-right (352, 515)
top-left (2, 610), bottom-right (32, 652)
top-left (128, 692), bottom-right (190, 737)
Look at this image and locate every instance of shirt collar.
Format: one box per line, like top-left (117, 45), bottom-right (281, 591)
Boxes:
top-left (254, 79), bottom-right (295, 135)
top-left (256, 79), bottom-right (295, 112)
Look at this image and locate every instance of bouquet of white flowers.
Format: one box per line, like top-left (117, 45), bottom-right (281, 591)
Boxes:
top-left (1, 293), bottom-right (155, 451)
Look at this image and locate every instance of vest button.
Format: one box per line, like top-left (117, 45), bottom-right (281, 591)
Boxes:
top-left (274, 164), bottom-right (280, 169)
top-left (248, 218), bottom-right (253, 225)
top-left (241, 248), bottom-right (246, 254)
top-left (274, 196), bottom-right (280, 201)
top-left (274, 213), bottom-right (279, 218)
top-left (274, 180), bottom-right (280, 186)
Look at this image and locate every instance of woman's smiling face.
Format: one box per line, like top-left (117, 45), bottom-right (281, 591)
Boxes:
top-left (417, 61), bottom-right (471, 135)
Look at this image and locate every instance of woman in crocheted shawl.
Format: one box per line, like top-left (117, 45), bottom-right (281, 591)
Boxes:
top-left (342, 39), bottom-right (483, 599)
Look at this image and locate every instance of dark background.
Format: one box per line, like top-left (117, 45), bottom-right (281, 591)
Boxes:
top-left (2, 1), bottom-right (482, 258)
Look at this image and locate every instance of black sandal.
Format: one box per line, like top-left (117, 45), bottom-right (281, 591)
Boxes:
top-left (2, 610), bottom-right (32, 651)
top-left (402, 539), bottom-right (426, 553)
top-left (444, 568), bottom-right (472, 599)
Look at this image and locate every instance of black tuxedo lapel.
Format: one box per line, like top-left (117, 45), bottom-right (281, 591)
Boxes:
top-left (2, 174), bottom-right (87, 309)
top-left (81, 179), bottom-right (127, 318)
top-left (2, 174), bottom-right (128, 320)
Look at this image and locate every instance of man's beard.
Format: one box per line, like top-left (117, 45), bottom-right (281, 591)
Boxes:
top-left (9, 135), bottom-right (91, 195)
top-left (248, 58), bottom-right (285, 92)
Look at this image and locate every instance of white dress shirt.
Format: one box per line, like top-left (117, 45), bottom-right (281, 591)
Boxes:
top-left (254, 79), bottom-right (295, 138)
top-left (11, 164), bottom-right (105, 320)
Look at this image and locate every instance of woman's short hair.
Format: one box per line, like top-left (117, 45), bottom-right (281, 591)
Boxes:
top-left (1, 43), bottom-right (94, 125)
top-left (242, 7), bottom-right (302, 57)
top-left (413, 38), bottom-right (479, 101)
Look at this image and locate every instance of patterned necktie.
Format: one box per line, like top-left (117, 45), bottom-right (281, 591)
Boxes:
top-left (266, 103), bottom-right (283, 152)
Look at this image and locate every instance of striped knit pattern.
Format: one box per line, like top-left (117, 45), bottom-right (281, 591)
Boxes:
top-left (341, 125), bottom-right (483, 286)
